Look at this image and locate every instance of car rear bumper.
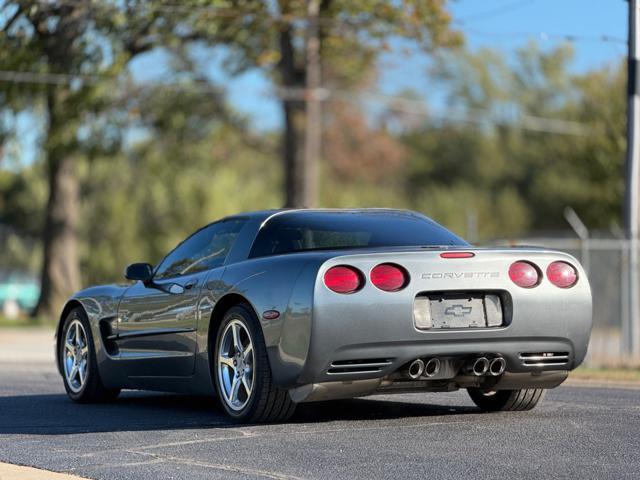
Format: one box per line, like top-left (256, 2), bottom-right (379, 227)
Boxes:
top-left (300, 336), bottom-right (577, 383)
top-left (289, 370), bottom-right (569, 403)
top-left (269, 249), bottom-right (592, 396)
top-left (287, 334), bottom-right (577, 402)
top-left (302, 254), bottom-right (588, 389)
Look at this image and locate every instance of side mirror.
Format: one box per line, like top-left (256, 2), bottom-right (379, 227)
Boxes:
top-left (125, 263), bottom-right (153, 283)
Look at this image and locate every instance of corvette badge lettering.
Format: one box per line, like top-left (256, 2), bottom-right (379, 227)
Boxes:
top-left (421, 272), bottom-right (500, 279)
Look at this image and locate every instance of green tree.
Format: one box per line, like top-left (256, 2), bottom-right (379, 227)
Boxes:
top-left (0, 0), bottom-right (460, 317)
top-left (178, 0), bottom-right (461, 206)
top-left (79, 84), bottom-right (281, 284)
top-left (0, 1), bottom-right (222, 317)
top-left (402, 43), bottom-right (625, 240)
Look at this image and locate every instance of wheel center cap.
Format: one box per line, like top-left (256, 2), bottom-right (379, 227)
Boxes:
top-left (234, 353), bottom-right (245, 375)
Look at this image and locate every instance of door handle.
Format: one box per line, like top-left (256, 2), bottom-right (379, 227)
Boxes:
top-left (183, 280), bottom-right (198, 290)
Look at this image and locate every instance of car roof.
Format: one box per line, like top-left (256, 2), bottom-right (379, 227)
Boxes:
top-left (225, 208), bottom-right (427, 225)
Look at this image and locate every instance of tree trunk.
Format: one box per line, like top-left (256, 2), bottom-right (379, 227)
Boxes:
top-left (282, 98), bottom-right (308, 207)
top-left (33, 90), bottom-right (81, 319)
top-left (302, 0), bottom-right (321, 208)
top-left (279, 24), bottom-right (308, 208)
top-left (279, 1), bottom-right (323, 208)
top-left (279, 0), bottom-right (324, 207)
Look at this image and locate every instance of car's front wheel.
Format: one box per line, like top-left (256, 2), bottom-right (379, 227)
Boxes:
top-left (213, 304), bottom-right (296, 422)
top-left (60, 307), bottom-right (120, 403)
top-left (467, 387), bottom-right (546, 411)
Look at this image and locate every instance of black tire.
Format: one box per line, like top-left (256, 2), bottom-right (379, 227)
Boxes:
top-left (467, 388), bottom-right (546, 412)
top-left (212, 304), bottom-right (296, 423)
top-left (59, 307), bottom-right (120, 403)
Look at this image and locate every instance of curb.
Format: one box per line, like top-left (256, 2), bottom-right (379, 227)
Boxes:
top-left (0, 463), bottom-right (89, 480)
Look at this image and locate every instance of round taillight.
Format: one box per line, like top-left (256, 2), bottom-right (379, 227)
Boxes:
top-left (546, 261), bottom-right (578, 288)
top-left (370, 263), bottom-right (409, 292)
top-left (508, 261), bottom-right (540, 288)
top-left (324, 266), bottom-right (364, 294)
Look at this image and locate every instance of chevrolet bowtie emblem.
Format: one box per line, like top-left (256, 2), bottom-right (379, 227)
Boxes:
top-left (444, 304), bottom-right (473, 317)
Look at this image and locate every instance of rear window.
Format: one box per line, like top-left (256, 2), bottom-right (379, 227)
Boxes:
top-left (249, 211), bottom-right (467, 258)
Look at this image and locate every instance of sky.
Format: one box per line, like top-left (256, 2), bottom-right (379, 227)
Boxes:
top-left (182, 0), bottom-right (629, 131)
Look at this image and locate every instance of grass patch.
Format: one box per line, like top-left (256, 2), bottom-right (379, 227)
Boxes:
top-left (0, 314), bottom-right (55, 328)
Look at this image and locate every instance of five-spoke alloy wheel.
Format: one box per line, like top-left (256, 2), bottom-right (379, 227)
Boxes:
top-left (217, 319), bottom-right (255, 411)
top-left (213, 304), bottom-right (296, 422)
top-left (63, 319), bottom-right (89, 393)
top-left (59, 307), bottom-right (120, 403)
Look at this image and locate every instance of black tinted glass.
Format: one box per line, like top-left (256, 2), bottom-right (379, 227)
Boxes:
top-left (155, 219), bottom-right (246, 279)
top-left (249, 211), bottom-right (466, 258)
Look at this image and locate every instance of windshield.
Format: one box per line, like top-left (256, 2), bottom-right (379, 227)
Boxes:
top-left (249, 211), bottom-right (467, 258)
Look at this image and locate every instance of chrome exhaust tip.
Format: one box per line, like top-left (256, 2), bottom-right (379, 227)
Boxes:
top-left (489, 357), bottom-right (506, 376)
top-left (424, 358), bottom-right (441, 378)
top-left (407, 359), bottom-right (425, 380)
top-left (469, 357), bottom-right (490, 376)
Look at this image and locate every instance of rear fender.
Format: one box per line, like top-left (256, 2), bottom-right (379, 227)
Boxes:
top-left (199, 256), bottom-right (323, 388)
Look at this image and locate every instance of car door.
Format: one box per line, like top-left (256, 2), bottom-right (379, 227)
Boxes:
top-left (117, 219), bottom-right (247, 377)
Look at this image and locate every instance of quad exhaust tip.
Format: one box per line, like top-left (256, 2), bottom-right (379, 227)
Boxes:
top-left (465, 356), bottom-right (505, 376)
top-left (407, 359), bottom-right (425, 379)
top-left (406, 355), bottom-right (503, 380)
top-left (424, 357), bottom-right (441, 377)
top-left (489, 357), bottom-right (506, 376)
top-left (470, 357), bottom-right (490, 376)
top-left (405, 357), bottom-right (440, 380)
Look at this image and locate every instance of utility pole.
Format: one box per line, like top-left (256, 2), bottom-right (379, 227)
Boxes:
top-left (625, 0), bottom-right (640, 356)
top-left (303, 0), bottom-right (321, 208)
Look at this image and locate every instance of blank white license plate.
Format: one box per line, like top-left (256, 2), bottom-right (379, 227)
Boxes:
top-left (425, 293), bottom-right (503, 329)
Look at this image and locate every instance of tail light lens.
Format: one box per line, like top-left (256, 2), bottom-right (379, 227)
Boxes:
top-left (547, 261), bottom-right (578, 288)
top-left (370, 263), bottom-right (409, 292)
top-left (324, 266), bottom-right (364, 294)
top-left (508, 261), bottom-right (541, 288)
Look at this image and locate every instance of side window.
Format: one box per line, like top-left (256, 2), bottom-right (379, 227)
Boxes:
top-left (154, 219), bottom-right (246, 280)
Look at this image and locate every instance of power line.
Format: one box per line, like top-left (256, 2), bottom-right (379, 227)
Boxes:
top-left (0, 68), bottom-right (592, 136)
top-left (24, 0), bottom-right (255, 14)
top-left (460, 27), bottom-right (626, 45)
top-left (24, 0), bottom-right (287, 21)
top-left (277, 87), bottom-right (590, 136)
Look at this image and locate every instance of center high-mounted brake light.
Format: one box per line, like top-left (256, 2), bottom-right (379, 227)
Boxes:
top-left (324, 265), bottom-right (364, 294)
top-left (440, 252), bottom-right (475, 259)
top-left (370, 263), bottom-right (409, 292)
top-left (508, 261), bottom-right (541, 288)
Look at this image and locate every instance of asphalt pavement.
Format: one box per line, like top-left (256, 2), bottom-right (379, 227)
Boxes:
top-left (0, 327), bottom-right (639, 480)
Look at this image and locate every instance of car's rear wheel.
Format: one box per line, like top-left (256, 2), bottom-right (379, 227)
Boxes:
top-left (467, 388), bottom-right (546, 411)
top-left (213, 304), bottom-right (296, 423)
top-left (60, 307), bottom-right (120, 403)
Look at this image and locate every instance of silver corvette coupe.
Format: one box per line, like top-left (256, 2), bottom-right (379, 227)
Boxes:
top-left (56, 209), bottom-right (592, 422)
